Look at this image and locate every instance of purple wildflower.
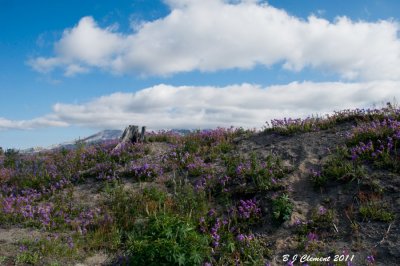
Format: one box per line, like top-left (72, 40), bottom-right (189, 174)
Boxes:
top-left (318, 206), bottom-right (327, 215)
top-left (236, 199), bottom-right (261, 220)
top-left (208, 208), bottom-right (216, 217)
top-left (307, 232), bottom-right (318, 242)
top-left (67, 236), bottom-right (74, 249)
top-left (236, 234), bottom-right (245, 242)
top-left (366, 255), bottom-right (375, 263)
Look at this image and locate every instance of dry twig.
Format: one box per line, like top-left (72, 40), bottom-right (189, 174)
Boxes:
top-left (374, 222), bottom-right (393, 247)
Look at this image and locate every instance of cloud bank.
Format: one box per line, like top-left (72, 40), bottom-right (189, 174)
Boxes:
top-left (29, 0), bottom-right (400, 80)
top-left (1, 81), bottom-right (399, 131)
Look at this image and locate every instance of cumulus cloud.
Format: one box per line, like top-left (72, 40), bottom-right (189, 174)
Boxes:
top-left (28, 0), bottom-right (400, 80)
top-left (1, 81), bottom-right (399, 131)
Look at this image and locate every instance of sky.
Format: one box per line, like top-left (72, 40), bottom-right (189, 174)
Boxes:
top-left (1, 0), bottom-right (400, 149)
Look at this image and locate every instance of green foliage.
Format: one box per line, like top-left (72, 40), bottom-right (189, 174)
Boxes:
top-left (359, 201), bottom-right (395, 222)
top-left (236, 237), bottom-right (269, 265)
top-left (322, 148), bottom-right (366, 183)
top-left (16, 235), bottom-right (80, 265)
top-left (367, 179), bottom-right (385, 195)
top-left (224, 154), bottom-right (242, 176)
top-left (216, 236), bottom-right (268, 266)
top-left (15, 251), bottom-right (40, 264)
top-left (224, 153), bottom-right (287, 192)
top-left (0, 256), bottom-right (7, 264)
top-left (105, 183), bottom-right (139, 231)
top-left (213, 141), bottom-right (234, 154)
top-left (87, 224), bottom-right (122, 251)
top-left (310, 208), bottom-right (336, 231)
top-left (347, 124), bottom-right (395, 147)
top-left (105, 184), bottom-right (172, 231)
top-left (272, 194), bottom-right (293, 223)
top-left (3, 148), bottom-right (19, 168)
top-left (126, 213), bottom-right (210, 266)
top-left (253, 154), bottom-right (286, 190)
top-left (9, 173), bottom-right (53, 192)
top-left (345, 112), bottom-right (400, 173)
top-left (184, 137), bottom-right (202, 154)
top-left (309, 171), bottom-right (327, 188)
top-left (174, 183), bottom-right (208, 218)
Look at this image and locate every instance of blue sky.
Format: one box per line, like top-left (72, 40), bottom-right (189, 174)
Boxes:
top-left (1, 0), bottom-right (400, 149)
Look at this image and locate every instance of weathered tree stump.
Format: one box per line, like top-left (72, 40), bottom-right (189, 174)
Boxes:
top-left (113, 125), bottom-right (146, 151)
top-left (122, 125), bottom-right (140, 143)
top-left (140, 126), bottom-right (146, 142)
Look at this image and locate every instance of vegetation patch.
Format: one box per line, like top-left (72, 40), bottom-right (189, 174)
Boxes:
top-left (0, 106), bottom-right (399, 265)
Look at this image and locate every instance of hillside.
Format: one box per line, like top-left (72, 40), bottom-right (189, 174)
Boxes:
top-left (0, 106), bottom-right (399, 266)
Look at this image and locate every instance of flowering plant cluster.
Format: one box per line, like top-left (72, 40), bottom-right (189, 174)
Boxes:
top-left (67, 207), bottom-right (106, 235)
top-left (309, 168), bottom-right (325, 187)
top-left (347, 118), bottom-right (399, 171)
top-left (267, 104), bottom-right (400, 135)
top-left (198, 206), bottom-right (265, 265)
top-left (127, 162), bottom-right (162, 182)
top-left (225, 154), bottom-right (286, 192)
top-left (268, 117), bottom-right (322, 134)
top-left (0, 127), bottom-right (263, 264)
top-left (1, 109), bottom-right (393, 265)
top-left (235, 199), bottom-right (261, 220)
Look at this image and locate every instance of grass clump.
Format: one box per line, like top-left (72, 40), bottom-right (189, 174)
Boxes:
top-left (359, 201), bottom-right (395, 222)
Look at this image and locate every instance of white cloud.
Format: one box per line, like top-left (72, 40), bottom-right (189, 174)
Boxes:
top-left (1, 81), bottom-right (399, 131)
top-left (0, 116), bottom-right (68, 131)
top-left (29, 0), bottom-right (400, 80)
top-left (55, 17), bottom-right (124, 66)
top-left (29, 57), bottom-right (63, 73)
top-left (28, 16), bottom-right (124, 74)
top-left (64, 64), bottom-right (89, 77)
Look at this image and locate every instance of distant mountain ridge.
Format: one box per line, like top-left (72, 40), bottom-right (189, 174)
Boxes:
top-left (20, 128), bottom-right (194, 153)
top-left (47, 129), bottom-right (123, 151)
top-left (80, 129), bottom-right (123, 143)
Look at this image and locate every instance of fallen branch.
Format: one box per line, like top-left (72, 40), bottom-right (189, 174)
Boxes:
top-left (333, 222), bottom-right (339, 233)
top-left (374, 222), bottom-right (393, 248)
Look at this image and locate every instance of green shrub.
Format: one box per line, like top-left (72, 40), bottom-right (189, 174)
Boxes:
top-left (126, 213), bottom-right (210, 265)
top-left (174, 183), bottom-right (208, 218)
top-left (272, 194), bottom-right (293, 223)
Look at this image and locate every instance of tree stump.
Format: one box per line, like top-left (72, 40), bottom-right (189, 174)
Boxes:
top-left (121, 125), bottom-right (140, 144)
top-left (113, 125), bottom-right (146, 151)
top-left (140, 126), bottom-right (146, 142)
